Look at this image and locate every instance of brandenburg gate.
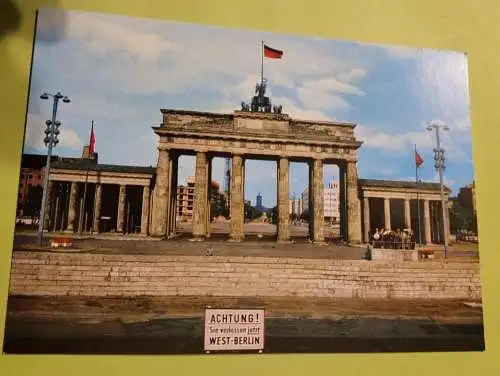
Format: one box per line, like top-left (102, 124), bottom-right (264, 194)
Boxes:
top-left (150, 108), bottom-right (363, 244)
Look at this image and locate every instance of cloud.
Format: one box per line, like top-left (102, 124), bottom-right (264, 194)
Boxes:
top-left (356, 116), bottom-right (473, 164)
top-left (355, 124), bottom-right (435, 152)
top-left (273, 96), bottom-right (333, 121)
top-left (38, 8), bottom-right (175, 63)
top-left (337, 68), bottom-right (367, 83)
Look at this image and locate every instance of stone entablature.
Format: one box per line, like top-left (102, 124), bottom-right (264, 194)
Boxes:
top-left (156, 109), bottom-right (361, 162)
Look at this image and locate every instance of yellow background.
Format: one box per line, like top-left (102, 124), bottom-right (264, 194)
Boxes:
top-left (0, 0), bottom-right (498, 374)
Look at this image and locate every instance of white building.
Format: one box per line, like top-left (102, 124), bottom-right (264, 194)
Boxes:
top-left (289, 196), bottom-right (303, 217)
top-left (301, 179), bottom-right (340, 222)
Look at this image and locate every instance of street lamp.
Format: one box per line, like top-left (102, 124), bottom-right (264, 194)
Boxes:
top-left (426, 119), bottom-right (449, 259)
top-left (37, 91), bottom-right (71, 246)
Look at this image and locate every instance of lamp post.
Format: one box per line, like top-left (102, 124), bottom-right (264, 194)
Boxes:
top-left (38, 92), bottom-right (71, 246)
top-left (426, 120), bottom-right (449, 259)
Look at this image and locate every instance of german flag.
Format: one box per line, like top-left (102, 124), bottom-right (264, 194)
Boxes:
top-left (263, 44), bottom-right (283, 59)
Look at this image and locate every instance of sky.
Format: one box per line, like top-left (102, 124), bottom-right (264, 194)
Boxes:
top-left (23, 8), bottom-right (475, 208)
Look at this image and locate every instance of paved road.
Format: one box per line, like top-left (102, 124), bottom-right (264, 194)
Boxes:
top-left (3, 296), bottom-right (484, 354)
top-left (3, 316), bottom-right (484, 354)
top-left (13, 232), bottom-right (479, 262)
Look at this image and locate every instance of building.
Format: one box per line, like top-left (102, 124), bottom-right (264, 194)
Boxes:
top-left (301, 179), bottom-right (340, 221)
top-left (176, 177), bottom-right (225, 221)
top-left (457, 181), bottom-right (476, 214)
top-left (176, 176), bottom-right (195, 221)
top-left (38, 108), bottom-right (451, 245)
top-left (289, 196), bottom-right (303, 217)
top-left (17, 154), bottom-right (60, 216)
top-left (324, 180), bottom-right (340, 222)
top-left (256, 193), bottom-right (264, 211)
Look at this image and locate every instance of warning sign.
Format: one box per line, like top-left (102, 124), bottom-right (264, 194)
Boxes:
top-left (204, 309), bottom-right (265, 351)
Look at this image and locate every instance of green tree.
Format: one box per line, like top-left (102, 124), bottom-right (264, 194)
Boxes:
top-left (449, 200), bottom-right (476, 232)
top-left (23, 185), bottom-right (43, 217)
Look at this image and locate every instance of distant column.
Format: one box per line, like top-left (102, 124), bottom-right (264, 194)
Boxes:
top-left (192, 152), bottom-right (209, 240)
top-left (206, 156), bottom-right (213, 238)
top-left (141, 185), bottom-right (151, 235)
top-left (229, 154), bottom-right (245, 242)
top-left (151, 147), bottom-right (171, 237)
top-left (404, 198), bottom-right (411, 230)
top-left (312, 158), bottom-right (325, 243)
top-left (93, 183), bottom-right (102, 233)
top-left (346, 161), bottom-right (362, 243)
top-left (363, 196), bottom-right (370, 243)
top-left (423, 199), bottom-right (432, 244)
top-left (66, 181), bottom-right (78, 232)
top-left (52, 192), bottom-right (60, 232)
top-left (308, 160), bottom-right (314, 240)
top-left (168, 155), bottom-right (178, 237)
top-left (43, 180), bottom-right (54, 231)
top-left (338, 164), bottom-right (347, 241)
top-left (277, 157), bottom-right (291, 242)
top-left (117, 185), bottom-right (126, 234)
top-left (444, 200), bottom-right (451, 243)
top-left (384, 198), bottom-right (391, 230)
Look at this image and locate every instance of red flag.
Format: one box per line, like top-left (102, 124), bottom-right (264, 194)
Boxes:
top-left (415, 151), bottom-right (423, 168)
top-left (88, 122), bottom-right (95, 157)
top-left (264, 44), bottom-right (283, 59)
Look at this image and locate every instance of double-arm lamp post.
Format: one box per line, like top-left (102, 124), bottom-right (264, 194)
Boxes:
top-left (37, 92), bottom-right (71, 246)
top-left (426, 120), bottom-right (449, 259)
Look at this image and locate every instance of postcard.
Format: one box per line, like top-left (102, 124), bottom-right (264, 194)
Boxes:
top-left (2, 7), bottom-right (483, 354)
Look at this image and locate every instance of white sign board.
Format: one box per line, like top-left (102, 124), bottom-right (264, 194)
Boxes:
top-left (204, 309), bottom-right (265, 351)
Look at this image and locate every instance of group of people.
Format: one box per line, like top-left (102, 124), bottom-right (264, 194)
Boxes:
top-left (370, 227), bottom-right (416, 250)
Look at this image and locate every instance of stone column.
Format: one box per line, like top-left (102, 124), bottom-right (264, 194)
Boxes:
top-left (141, 185), bottom-right (151, 235)
top-left (308, 160), bottom-right (314, 239)
top-left (338, 164), bottom-right (347, 241)
top-left (384, 198), bottom-right (391, 230)
top-left (192, 152), bottom-right (209, 240)
top-left (312, 159), bottom-right (325, 243)
top-left (277, 157), bottom-right (291, 242)
top-left (423, 199), bottom-right (432, 244)
top-left (404, 198), bottom-right (411, 230)
top-left (346, 161), bottom-right (362, 243)
top-left (168, 155), bottom-right (178, 237)
top-left (43, 180), bottom-right (54, 231)
top-left (444, 200), bottom-right (451, 243)
top-left (53, 194), bottom-right (60, 232)
top-left (116, 185), bottom-right (126, 234)
top-left (206, 156), bottom-right (213, 238)
top-left (363, 196), bottom-right (370, 243)
top-left (93, 183), bottom-right (102, 233)
top-left (151, 148), bottom-right (171, 237)
top-left (66, 181), bottom-right (78, 232)
top-left (229, 155), bottom-right (245, 242)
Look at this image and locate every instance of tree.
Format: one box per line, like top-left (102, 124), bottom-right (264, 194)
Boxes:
top-left (449, 200), bottom-right (476, 232)
top-left (269, 206), bottom-right (277, 224)
top-left (23, 185), bottom-right (43, 218)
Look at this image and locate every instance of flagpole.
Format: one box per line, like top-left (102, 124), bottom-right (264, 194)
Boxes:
top-left (261, 40), bottom-right (264, 87)
top-left (415, 144), bottom-right (422, 248)
top-left (79, 120), bottom-right (93, 235)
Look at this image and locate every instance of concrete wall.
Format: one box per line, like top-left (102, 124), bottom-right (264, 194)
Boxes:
top-left (8, 251), bottom-right (482, 300)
